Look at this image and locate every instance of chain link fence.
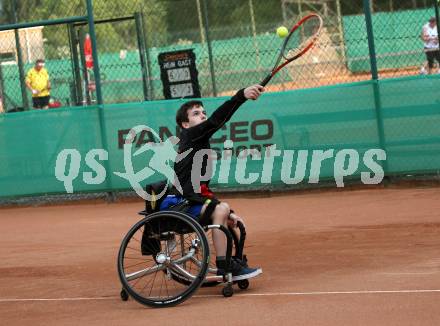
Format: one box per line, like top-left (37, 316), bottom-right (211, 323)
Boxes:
top-left (0, 0), bottom-right (87, 112)
top-left (348, 3), bottom-right (438, 79)
top-left (0, 0), bottom-right (438, 112)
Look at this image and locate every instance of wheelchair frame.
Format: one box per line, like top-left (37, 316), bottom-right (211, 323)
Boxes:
top-left (117, 208), bottom-right (251, 308)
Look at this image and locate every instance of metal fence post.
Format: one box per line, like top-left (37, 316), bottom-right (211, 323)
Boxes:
top-left (362, 0), bottom-right (378, 80)
top-left (362, 0), bottom-right (389, 177)
top-left (14, 30), bottom-right (29, 110)
top-left (86, 0), bottom-right (114, 198)
top-left (67, 24), bottom-right (82, 105)
top-left (201, 0), bottom-right (217, 97)
top-left (0, 64), bottom-right (6, 111)
top-left (143, 13), bottom-right (154, 100)
top-left (85, 0), bottom-right (103, 105)
top-left (134, 12), bottom-right (149, 101)
top-left (12, 0), bottom-right (29, 110)
top-left (434, 0), bottom-right (440, 47)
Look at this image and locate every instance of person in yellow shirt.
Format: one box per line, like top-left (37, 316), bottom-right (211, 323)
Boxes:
top-left (25, 59), bottom-right (51, 109)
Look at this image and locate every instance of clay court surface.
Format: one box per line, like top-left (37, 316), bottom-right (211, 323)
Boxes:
top-left (1, 186), bottom-right (440, 325)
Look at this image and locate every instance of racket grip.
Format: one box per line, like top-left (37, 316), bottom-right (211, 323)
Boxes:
top-left (260, 74), bottom-right (272, 87)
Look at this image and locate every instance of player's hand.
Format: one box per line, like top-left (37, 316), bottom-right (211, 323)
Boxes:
top-left (244, 85), bottom-right (264, 100)
top-left (228, 212), bottom-right (245, 228)
top-left (32, 89), bottom-right (38, 95)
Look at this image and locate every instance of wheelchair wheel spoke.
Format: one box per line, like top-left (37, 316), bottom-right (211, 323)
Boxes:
top-left (126, 263), bottom-right (165, 280)
top-left (164, 271), bottom-right (170, 298)
top-left (124, 259), bottom-right (155, 269)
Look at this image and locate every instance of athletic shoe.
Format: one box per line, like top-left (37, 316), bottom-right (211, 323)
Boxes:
top-left (216, 258), bottom-right (262, 281)
top-left (231, 266), bottom-right (262, 281)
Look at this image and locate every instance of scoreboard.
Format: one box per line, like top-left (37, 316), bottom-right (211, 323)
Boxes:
top-left (158, 49), bottom-right (201, 99)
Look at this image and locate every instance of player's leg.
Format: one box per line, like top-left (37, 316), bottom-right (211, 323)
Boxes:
top-left (434, 50), bottom-right (440, 73)
top-left (426, 51), bottom-right (435, 74)
top-left (203, 202), bottom-right (262, 280)
top-left (41, 96), bottom-right (50, 109)
top-left (202, 201), bottom-right (229, 257)
top-left (32, 97), bottom-right (40, 109)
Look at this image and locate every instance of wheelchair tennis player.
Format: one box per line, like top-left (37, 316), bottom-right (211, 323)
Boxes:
top-left (160, 84), bottom-right (264, 280)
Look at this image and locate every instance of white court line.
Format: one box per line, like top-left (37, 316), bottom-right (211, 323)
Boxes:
top-left (379, 272), bottom-right (438, 275)
top-left (0, 297), bottom-right (118, 303)
top-left (1, 289), bottom-right (440, 303)
top-left (194, 289), bottom-right (440, 298)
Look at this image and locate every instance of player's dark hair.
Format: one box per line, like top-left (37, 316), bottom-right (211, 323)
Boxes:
top-left (176, 100), bottom-right (203, 128)
top-left (35, 59), bottom-right (45, 64)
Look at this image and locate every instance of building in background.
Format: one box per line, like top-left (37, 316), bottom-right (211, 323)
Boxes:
top-left (0, 27), bottom-right (44, 64)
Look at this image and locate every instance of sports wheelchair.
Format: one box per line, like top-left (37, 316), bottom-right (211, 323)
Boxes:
top-left (117, 181), bottom-right (255, 308)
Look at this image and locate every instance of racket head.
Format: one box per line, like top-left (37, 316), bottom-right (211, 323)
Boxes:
top-left (260, 13), bottom-right (322, 86)
top-left (281, 13), bottom-right (323, 62)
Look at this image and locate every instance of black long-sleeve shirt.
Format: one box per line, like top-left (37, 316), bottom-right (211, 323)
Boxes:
top-left (171, 89), bottom-right (247, 202)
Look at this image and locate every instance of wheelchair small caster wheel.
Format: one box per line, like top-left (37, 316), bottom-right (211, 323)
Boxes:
top-left (222, 285), bottom-right (234, 297)
top-left (237, 279), bottom-right (249, 290)
top-left (120, 288), bottom-right (129, 301)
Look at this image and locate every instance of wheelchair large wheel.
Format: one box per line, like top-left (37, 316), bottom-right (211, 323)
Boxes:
top-left (118, 211), bottom-right (210, 308)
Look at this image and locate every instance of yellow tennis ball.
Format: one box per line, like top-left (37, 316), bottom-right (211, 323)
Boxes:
top-left (276, 26), bottom-right (289, 38)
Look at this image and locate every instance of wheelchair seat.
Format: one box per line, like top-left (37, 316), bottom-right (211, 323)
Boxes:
top-left (138, 180), bottom-right (169, 216)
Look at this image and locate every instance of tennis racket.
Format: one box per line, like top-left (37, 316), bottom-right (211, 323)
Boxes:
top-left (260, 13), bottom-right (323, 86)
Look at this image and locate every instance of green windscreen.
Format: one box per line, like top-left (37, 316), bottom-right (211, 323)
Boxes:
top-left (1, 76), bottom-right (440, 198)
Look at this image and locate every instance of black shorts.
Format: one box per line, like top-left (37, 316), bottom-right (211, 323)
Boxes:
top-left (32, 96), bottom-right (50, 109)
top-left (425, 49), bottom-right (440, 68)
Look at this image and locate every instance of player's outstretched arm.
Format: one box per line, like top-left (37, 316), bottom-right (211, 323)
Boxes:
top-left (187, 85), bottom-right (264, 141)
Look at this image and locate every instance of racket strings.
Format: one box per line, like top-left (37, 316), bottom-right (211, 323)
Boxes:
top-left (283, 16), bottom-right (322, 60)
